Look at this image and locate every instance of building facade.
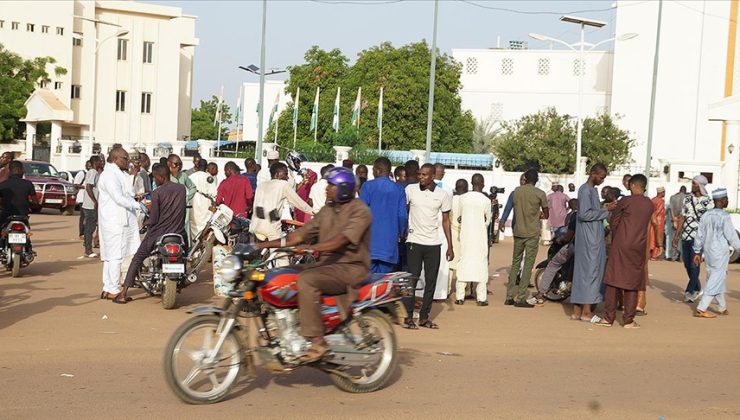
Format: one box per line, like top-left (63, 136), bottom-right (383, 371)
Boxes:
top-left (239, 80), bottom-right (291, 143)
top-left (0, 0), bottom-right (197, 166)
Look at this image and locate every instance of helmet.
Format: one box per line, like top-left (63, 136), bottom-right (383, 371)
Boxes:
top-left (324, 167), bottom-right (356, 203)
top-left (286, 151), bottom-right (307, 172)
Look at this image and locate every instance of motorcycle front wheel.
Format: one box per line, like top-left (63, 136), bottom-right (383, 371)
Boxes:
top-left (163, 315), bottom-right (242, 404)
top-left (329, 310), bottom-right (398, 393)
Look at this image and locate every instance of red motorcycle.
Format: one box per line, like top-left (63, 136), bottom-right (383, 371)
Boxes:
top-left (163, 246), bottom-right (414, 404)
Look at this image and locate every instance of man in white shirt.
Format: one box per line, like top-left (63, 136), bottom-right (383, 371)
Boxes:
top-left (402, 163), bottom-right (454, 330)
top-left (257, 150), bottom-right (280, 185)
top-left (251, 162), bottom-right (314, 242)
top-left (189, 159), bottom-right (217, 237)
top-left (97, 147), bottom-right (143, 300)
top-left (309, 164), bottom-right (334, 213)
top-left (74, 160), bottom-right (90, 239)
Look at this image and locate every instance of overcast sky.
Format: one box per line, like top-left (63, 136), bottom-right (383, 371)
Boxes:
top-left (150, 0), bottom-right (617, 107)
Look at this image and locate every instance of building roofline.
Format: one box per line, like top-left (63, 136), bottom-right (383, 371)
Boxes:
top-left (95, 1), bottom-right (184, 19)
top-left (451, 48), bottom-right (612, 55)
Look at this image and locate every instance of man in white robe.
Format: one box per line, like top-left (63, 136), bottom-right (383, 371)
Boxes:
top-left (189, 160), bottom-right (217, 237)
top-left (448, 179), bottom-right (468, 296)
top-left (251, 162), bottom-right (314, 242)
top-left (692, 188), bottom-right (740, 318)
top-left (455, 174), bottom-right (492, 306)
top-left (97, 147), bottom-right (142, 299)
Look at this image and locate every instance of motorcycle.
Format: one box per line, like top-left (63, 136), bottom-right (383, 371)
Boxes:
top-left (136, 233), bottom-right (188, 309)
top-left (0, 216), bottom-right (35, 277)
top-left (531, 240), bottom-right (574, 302)
top-left (163, 246), bottom-right (415, 404)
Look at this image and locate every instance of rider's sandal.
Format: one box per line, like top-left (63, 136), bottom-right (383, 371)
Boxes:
top-left (111, 293), bottom-right (132, 304)
top-left (402, 318), bottom-right (418, 330)
top-left (418, 319), bottom-right (439, 329)
top-left (299, 343), bottom-right (330, 364)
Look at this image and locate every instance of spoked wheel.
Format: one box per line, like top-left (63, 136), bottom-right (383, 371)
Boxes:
top-left (163, 316), bottom-right (242, 404)
top-left (329, 310), bottom-right (397, 393)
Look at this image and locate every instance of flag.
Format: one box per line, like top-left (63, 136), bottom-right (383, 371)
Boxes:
top-left (234, 86), bottom-right (242, 125)
top-left (332, 87), bottom-right (341, 132)
top-left (351, 87), bottom-right (362, 127)
top-left (292, 87), bottom-right (300, 129)
top-left (213, 85), bottom-right (224, 126)
top-left (268, 92), bottom-right (280, 127)
top-left (377, 86), bottom-right (383, 130)
top-left (310, 87), bottom-right (320, 131)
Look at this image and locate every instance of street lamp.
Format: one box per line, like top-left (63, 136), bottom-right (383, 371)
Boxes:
top-left (529, 15), bottom-right (636, 183)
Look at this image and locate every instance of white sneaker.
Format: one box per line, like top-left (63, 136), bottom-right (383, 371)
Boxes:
top-left (86, 252), bottom-right (98, 258)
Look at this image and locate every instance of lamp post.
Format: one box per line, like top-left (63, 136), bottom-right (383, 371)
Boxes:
top-left (424, 0), bottom-right (439, 163)
top-left (529, 16), bottom-right (633, 183)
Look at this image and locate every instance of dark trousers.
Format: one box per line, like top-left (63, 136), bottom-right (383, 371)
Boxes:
top-left (603, 285), bottom-right (638, 325)
top-left (403, 243), bottom-right (441, 321)
top-left (82, 208), bottom-right (97, 254)
top-left (682, 239), bottom-right (701, 293)
top-left (123, 236), bottom-right (158, 289)
top-left (78, 209), bottom-right (85, 237)
top-left (506, 236), bottom-right (540, 302)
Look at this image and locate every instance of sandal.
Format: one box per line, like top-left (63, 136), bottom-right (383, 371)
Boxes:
top-left (402, 318), bottom-right (418, 330)
top-left (593, 319), bottom-right (613, 327)
top-left (111, 293), bottom-right (132, 304)
top-left (418, 319), bottom-right (439, 329)
top-left (695, 310), bottom-right (717, 319)
top-left (299, 342), bottom-right (330, 364)
top-left (635, 308), bottom-right (647, 316)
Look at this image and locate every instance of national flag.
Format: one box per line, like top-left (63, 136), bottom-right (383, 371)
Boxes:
top-left (310, 86), bottom-right (320, 131)
top-left (351, 87), bottom-right (362, 127)
top-left (213, 85), bottom-right (224, 126)
top-left (234, 86), bottom-right (242, 125)
top-left (268, 92), bottom-right (280, 127)
top-left (331, 87), bottom-right (341, 132)
top-left (377, 86), bottom-right (383, 130)
top-left (292, 87), bottom-right (300, 129)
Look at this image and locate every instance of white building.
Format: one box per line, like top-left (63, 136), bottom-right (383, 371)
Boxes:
top-left (453, 48), bottom-right (613, 125)
top-left (240, 80), bottom-right (291, 143)
top-left (0, 0), bottom-right (198, 167)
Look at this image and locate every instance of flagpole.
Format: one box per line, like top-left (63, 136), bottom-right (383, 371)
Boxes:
top-left (293, 87), bottom-right (300, 149)
top-left (274, 115), bottom-right (279, 145)
top-left (314, 87), bottom-right (320, 142)
top-left (358, 87), bottom-right (361, 132)
top-left (216, 85), bottom-right (224, 154)
top-left (235, 84), bottom-right (242, 156)
top-left (378, 86), bottom-right (383, 152)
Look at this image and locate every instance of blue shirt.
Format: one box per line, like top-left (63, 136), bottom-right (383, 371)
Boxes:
top-left (242, 172), bottom-right (257, 191)
top-left (500, 192), bottom-right (516, 227)
top-left (359, 176), bottom-right (408, 264)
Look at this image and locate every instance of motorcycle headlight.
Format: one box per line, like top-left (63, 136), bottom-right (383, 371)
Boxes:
top-left (219, 255), bottom-right (242, 283)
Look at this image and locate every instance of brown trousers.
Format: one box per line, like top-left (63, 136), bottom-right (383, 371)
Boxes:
top-left (296, 263), bottom-right (366, 337)
top-left (604, 285), bottom-right (637, 325)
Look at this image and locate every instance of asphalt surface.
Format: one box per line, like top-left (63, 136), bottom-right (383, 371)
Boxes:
top-left (2, 212), bottom-right (740, 419)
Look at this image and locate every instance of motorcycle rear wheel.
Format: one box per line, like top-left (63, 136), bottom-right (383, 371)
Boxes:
top-left (163, 315), bottom-right (242, 404)
top-left (162, 278), bottom-right (177, 309)
top-left (329, 310), bottom-right (397, 393)
top-left (189, 232), bottom-right (214, 274)
top-left (11, 254), bottom-right (20, 277)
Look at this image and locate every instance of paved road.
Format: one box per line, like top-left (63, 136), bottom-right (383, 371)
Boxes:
top-left (2, 212), bottom-right (740, 419)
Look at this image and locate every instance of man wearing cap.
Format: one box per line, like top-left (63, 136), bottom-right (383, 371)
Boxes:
top-left (668, 186), bottom-right (688, 261)
top-left (692, 188), bottom-right (740, 318)
top-left (672, 175), bottom-right (713, 302)
top-left (257, 150), bottom-right (281, 185)
top-left (649, 187), bottom-right (666, 260)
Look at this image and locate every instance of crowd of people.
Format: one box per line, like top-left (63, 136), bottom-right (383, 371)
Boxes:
top-left (5, 144), bottom-right (732, 329)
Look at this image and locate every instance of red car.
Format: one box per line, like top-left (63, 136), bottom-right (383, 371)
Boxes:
top-left (21, 160), bottom-right (78, 215)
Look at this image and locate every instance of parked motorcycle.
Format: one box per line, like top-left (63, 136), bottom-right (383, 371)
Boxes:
top-left (163, 246), bottom-right (415, 404)
top-left (0, 216), bottom-right (35, 277)
top-left (136, 233), bottom-right (188, 309)
top-left (531, 241), bottom-right (573, 302)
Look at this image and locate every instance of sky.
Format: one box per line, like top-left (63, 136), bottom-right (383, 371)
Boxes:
top-left (150, 0), bottom-right (618, 107)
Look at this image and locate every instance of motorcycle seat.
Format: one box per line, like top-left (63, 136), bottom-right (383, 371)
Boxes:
top-left (8, 215), bottom-right (28, 222)
top-left (158, 234), bottom-right (184, 245)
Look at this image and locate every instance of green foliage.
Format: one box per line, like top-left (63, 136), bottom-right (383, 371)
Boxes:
top-left (191, 96), bottom-right (232, 140)
top-left (492, 107), bottom-right (634, 174)
top-left (0, 43), bottom-right (62, 142)
top-left (471, 116), bottom-right (500, 154)
top-left (272, 42), bottom-right (474, 153)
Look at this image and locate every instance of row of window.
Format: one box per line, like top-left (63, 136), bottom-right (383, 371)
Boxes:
top-left (465, 56), bottom-right (587, 77)
top-left (117, 39), bottom-right (155, 63)
top-left (0, 20), bottom-right (63, 35)
top-left (116, 91), bottom-right (153, 114)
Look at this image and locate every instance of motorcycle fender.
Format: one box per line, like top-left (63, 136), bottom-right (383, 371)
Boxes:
top-left (535, 260), bottom-right (549, 269)
top-left (187, 305), bottom-right (227, 316)
top-left (213, 228), bottom-right (227, 244)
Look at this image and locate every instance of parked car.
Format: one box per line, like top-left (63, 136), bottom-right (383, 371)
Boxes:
top-left (21, 161), bottom-right (77, 215)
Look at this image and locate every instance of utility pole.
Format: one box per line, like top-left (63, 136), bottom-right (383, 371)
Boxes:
top-left (424, 0), bottom-right (439, 163)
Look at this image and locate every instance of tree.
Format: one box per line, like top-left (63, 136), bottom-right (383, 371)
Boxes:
top-left (492, 107), bottom-right (634, 174)
top-left (0, 43), bottom-right (66, 142)
top-left (191, 96), bottom-right (232, 140)
top-left (269, 42), bottom-right (474, 152)
top-left (471, 116), bottom-right (500, 154)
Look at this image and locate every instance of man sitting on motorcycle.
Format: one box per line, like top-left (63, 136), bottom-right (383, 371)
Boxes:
top-left (0, 161), bottom-right (39, 252)
top-left (114, 164), bottom-right (186, 304)
top-left (253, 167), bottom-right (371, 363)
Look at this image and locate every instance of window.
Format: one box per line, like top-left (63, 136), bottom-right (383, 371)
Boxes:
top-left (39, 80), bottom-right (48, 89)
top-left (116, 90), bottom-right (126, 112)
top-left (117, 38), bottom-right (128, 60)
top-left (490, 103), bottom-right (504, 122)
top-left (143, 41), bottom-right (154, 63)
top-left (54, 81), bottom-right (62, 90)
top-left (573, 58), bottom-right (585, 77)
top-left (141, 92), bottom-right (152, 113)
top-left (72, 33), bottom-right (82, 46)
top-left (56, 26), bottom-right (64, 36)
top-left (501, 58), bottom-right (514, 76)
top-left (12, 22), bottom-right (19, 30)
top-left (465, 57), bottom-right (478, 75)
top-left (26, 23), bottom-right (34, 32)
top-left (71, 85), bottom-right (81, 99)
top-left (537, 58), bottom-right (550, 76)
top-left (42, 25), bottom-right (49, 34)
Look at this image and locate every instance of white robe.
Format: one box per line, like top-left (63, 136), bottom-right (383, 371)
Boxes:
top-left (189, 171), bottom-right (217, 237)
top-left (449, 195), bottom-right (463, 271)
top-left (250, 179), bottom-right (314, 241)
top-left (457, 192), bottom-right (492, 283)
top-left (310, 179), bottom-right (329, 213)
top-left (98, 163), bottom-right (141, 262)
top-left (693, 209), bottom-right (740, 296)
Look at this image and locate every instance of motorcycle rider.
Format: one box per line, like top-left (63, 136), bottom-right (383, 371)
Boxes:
top-left (252, 167), bottom-right (371, 363)
top-left (114, 164), bottom-right (186, 304)
top-left (0, 161), bottom-right (39, 252)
